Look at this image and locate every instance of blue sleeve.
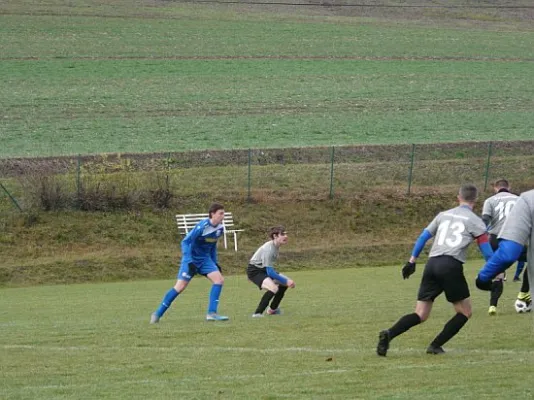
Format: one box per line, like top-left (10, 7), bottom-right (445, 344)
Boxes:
top-left (477, 240), bottom-right (524, 282)
top-left (265, 266), bottom-right (288, 285)
top-left (411, 229), bottom-right (433, 258)
top-left (181, 225), bottom-right (203, 261)
top-left (478, 242), bottom-right (493, 261)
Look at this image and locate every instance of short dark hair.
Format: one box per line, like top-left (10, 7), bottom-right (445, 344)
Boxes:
top-left (269, 225), bottom-right (286, 240)
top-left (494, 179), bottom-right (509, 189)
top-left (208, 203), bottom-right (224, 217)
top-left (459, 184), bottom-right (478, 202)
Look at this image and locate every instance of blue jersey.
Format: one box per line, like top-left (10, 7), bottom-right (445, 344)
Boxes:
top-left (181, 218), bottom-right (224, 266)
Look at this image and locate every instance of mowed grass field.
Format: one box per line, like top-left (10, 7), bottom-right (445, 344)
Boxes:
top-left (1, 0), bottom-right (534, 157)
top-left (1, 3), bottom-right (534, 399)
top-left (1, 265), bottom-right (533, 399)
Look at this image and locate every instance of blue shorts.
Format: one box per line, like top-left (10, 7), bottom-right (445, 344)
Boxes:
top-left (177, 258), bottom-right (219, 281)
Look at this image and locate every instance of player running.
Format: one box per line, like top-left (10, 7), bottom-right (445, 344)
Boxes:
top-left (481, 179), bottom-right (523, 315)
top-left (477, 189), bottom-right (534, 312)
top-left (377, 184), bottom-right (493, 356)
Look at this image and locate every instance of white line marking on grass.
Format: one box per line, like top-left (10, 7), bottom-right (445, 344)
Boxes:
top-left (390, 347), bottom-right (534, 356)
top-left (207, 346), bottom-right (534, 356)
top-left (385, 360), bottom-right (492, 370)
top-left (3, 344), bottom-right (93, 351)
top-left (3, 344), bottom-right (534, 356)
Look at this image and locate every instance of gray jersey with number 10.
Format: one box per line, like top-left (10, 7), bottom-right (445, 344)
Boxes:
top-left (482, 191), bottom-right (519, 235)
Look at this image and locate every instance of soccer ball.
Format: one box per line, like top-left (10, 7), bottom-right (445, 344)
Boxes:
top-left (514, 299), bottom-right (532, 313)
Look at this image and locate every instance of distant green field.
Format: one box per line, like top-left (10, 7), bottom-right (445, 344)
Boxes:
top-left (1, 0), bottom-right (534, 158)
top-left (1, 265), bottom-right (533, 399)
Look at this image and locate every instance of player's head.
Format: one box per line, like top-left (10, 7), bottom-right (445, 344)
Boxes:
top-left (270, 225), bottom-right (288, 245)
top-left (208, 203), bottom-right (225, 225)
top-left (493, 179), bottom-right (509, 193)
top-left (458, 184), bottom-right (478, 204)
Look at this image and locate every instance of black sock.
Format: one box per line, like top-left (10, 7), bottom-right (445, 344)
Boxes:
top-left (388, 313), bottom-right (422, 340)
top-left (521, 269), bottom-right (529, 293)
top-left (490, 280), bottom-right (504, 307)
top-left (269, 285), bottom-right (287, 310)
top-left (255, 291), bottom-right (275, 314)
top-left (430, 313), bottom-right (469, 348)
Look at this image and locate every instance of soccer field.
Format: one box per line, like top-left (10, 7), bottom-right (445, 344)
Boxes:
top-left (1, 264), bottom-right (532, 399)
top-left (2, 1), bottom-right (534, 158)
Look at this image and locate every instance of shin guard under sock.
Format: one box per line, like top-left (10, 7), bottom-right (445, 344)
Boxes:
top-left (269, 286), bottom-right (288, 310)
top-left (430, 313), bottom-right (469, 348)
top-left (388, 313), bottom-right (422, 340)
top-left (255, 291), bottom-right (275, 314)
top-left (490, 280), bottom-right (504, 307)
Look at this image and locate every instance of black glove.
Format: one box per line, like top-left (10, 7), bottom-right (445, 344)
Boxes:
top-left (402, 261), bottom-right (416, 279)
top-left (475, 276), bottom-right (492, 291)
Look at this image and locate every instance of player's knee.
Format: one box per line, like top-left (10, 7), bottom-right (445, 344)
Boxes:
top-left (174, 280), bottom-right (189, 292)
top-left (456, 305), bottom-right (472, 319)
top-left (269, 285), bottom-right (279, 294)
top-left (262, 281), bottom-right (278, 293)
top-left (418, 312), bottom-right (430, 322)
top-left (213, 275), bottom-right (224, 285)
top-left (461, 310), bottom-right (472, 319)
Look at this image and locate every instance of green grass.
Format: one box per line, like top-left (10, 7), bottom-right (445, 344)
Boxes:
top-left (2, 58), bottom-right (533, 157)
top-left (0, 197), bottom-right (428, 286)
top-left (1, 265), bottom-right (533, 399)
top-left (1, 3), bottom-right (533, 397)
top-left (1, 1), bottom-right (534, 157)
top-left (2, 13), bottom-right (534, 59)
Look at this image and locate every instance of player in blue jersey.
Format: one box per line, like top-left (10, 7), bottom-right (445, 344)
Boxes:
top-left (377, 185), bottom-right (494, 356)
top-left (150, 203), bottom-right (229, 323)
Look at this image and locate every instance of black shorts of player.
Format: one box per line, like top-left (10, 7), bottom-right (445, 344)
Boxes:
top-left (490, 234), bottom-right (528, 262)
top-left (417, 255), bottom-right (470, 303)
top-left (247, 264), bottom-right (268, 289)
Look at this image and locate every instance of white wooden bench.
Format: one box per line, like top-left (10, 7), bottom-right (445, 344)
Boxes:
top-left (175, 212), bottom-right (244, 252)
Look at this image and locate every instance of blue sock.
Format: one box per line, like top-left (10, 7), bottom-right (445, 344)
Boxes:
top-left (155, 288), bottom-right (179, 318)
top-left (207, 284), bottom-right (223, 314)
top-left (515, 262), bottom-right (525, 279)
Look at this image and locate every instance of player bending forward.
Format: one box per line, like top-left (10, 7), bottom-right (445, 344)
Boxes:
top-left (247, 226), bottom-right (295, 317)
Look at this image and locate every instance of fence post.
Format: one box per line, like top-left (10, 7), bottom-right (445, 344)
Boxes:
top-left (166, 152), bottom-right (171, 172)
top-left (0, 181), bottom-right (23, 212)
top-left (484, 141), bottom-right (493, 191)
top-left (407, 144), bottom-right (416, 195)
top-left (329, 146), bottom-right (335, 199)
top-left (247, 149), bottom-right (252, 203)
top-left (76, 154), bottom-right (82, 209)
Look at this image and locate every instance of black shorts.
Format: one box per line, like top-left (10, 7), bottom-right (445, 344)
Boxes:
top-left (417, 256), bottom-right (470, 303)
top-left (247, 264), bottom-right (268, 289)
top-left (489, 234), bottom-right (499, 252)
top-left (490, 234), bottom-right (528, 262)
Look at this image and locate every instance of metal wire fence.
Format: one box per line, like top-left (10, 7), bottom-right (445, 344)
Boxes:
top-left (1, 140), bottom-right (534, 213)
